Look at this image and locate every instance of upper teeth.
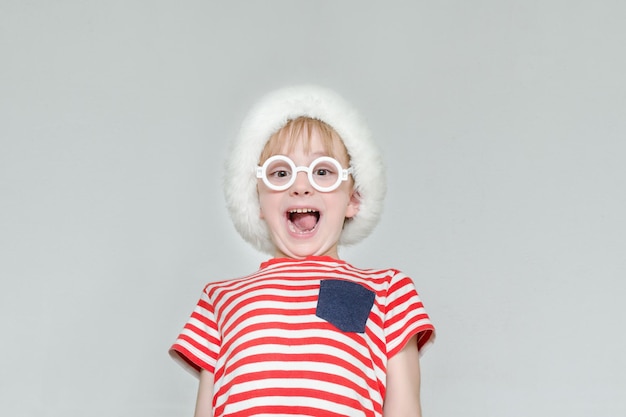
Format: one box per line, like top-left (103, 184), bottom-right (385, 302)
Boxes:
top-left (289, 208), bottom-right (317, 213)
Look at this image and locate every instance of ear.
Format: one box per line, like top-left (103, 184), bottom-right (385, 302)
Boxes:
top-left (345, 190), bottom-right (361, 219)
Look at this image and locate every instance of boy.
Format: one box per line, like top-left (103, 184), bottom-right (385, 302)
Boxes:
top-left (170, 86), bottom-right (435, 417)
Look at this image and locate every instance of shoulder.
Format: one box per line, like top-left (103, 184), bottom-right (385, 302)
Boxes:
top-left (201, 269), bottom-right (266, 296)
top-left (343, 263), bottom-right (410, 287)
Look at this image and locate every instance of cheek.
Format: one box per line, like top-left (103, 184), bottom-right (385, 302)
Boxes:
top-left (257, 189), bottom-right (278, 220)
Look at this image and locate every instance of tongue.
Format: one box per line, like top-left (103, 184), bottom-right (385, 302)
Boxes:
top-left (291, 212), bottom-right (318, 232)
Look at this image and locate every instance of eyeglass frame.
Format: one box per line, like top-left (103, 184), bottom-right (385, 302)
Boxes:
top-left (256, 155), bottom-right (353, 193)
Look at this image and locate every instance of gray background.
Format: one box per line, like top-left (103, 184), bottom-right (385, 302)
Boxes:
top-left (1, 1), bottom-right (624, 416)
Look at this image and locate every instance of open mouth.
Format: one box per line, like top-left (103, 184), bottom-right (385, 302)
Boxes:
top-left (287, 208), bottom-right (320, 234)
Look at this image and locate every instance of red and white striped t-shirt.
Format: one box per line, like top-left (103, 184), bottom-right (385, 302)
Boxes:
top-left (169, 256), bottom-right (435, 417)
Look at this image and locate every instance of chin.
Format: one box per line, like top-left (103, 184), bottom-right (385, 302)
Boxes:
top-left (276, 242), bottom-right (339, 260)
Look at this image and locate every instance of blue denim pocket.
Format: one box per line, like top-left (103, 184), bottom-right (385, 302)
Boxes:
top-left (315, 279), bottom-right (376, 333)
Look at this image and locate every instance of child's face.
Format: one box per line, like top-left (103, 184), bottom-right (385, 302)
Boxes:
top-left (257, 127), bottom-right (360, 260)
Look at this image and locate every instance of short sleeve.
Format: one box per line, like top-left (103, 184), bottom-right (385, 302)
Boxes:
top-left (384, 271), bottom-right (435, 359)
top-left (169, 286), bottom-right (221, 377)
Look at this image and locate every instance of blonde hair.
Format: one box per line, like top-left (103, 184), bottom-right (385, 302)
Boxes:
top-left (258, 117), bottom-right (350, 166)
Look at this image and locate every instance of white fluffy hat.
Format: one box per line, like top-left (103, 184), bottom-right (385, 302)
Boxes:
top-left (223, 85), bottom-right (386, 254)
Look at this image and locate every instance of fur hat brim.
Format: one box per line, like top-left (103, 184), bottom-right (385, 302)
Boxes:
top-left (223, 85), bottom-right (386, 254)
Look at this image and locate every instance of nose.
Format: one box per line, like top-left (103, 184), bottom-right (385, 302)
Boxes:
top-left (289, 171), bottom-right (313, 196)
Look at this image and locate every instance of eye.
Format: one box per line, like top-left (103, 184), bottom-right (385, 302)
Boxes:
top-left (312, 162), bottom-right (337, 177)
top-left (314, 168), bottom-right (330, 176)
top-left (266, 162), bottom-right (292, 179)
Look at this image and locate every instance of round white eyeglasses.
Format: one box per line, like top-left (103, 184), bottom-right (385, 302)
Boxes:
top-left (256, 155), bottom-right (353, 192)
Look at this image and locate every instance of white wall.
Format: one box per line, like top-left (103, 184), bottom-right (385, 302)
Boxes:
top-left (1, 1), bottom-right (624, 416)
